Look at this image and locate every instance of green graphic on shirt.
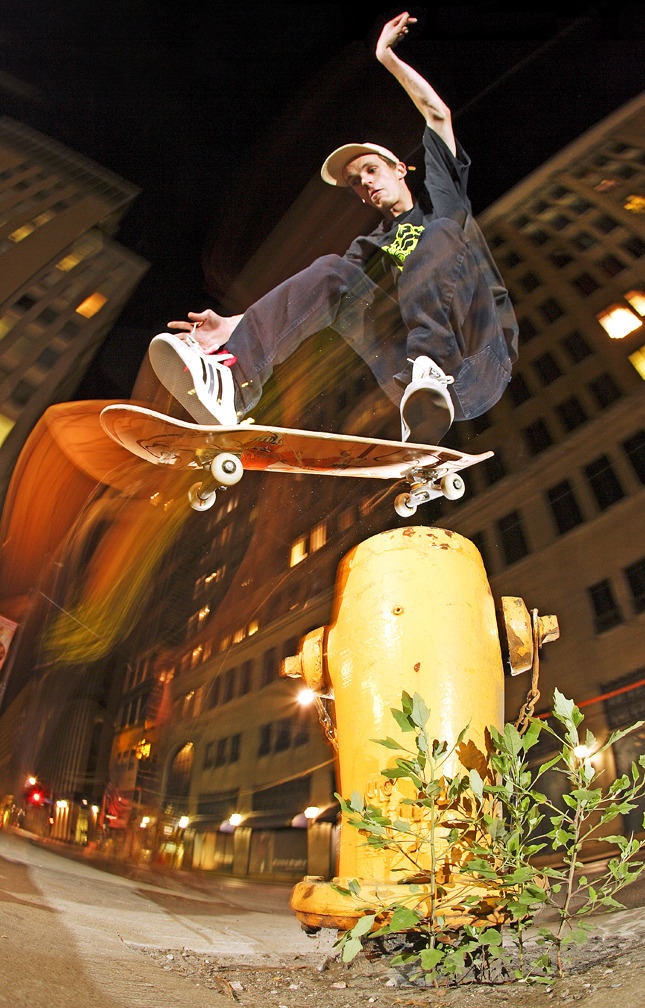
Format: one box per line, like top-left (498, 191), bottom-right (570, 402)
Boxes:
top-left (382, 223), bottom-right (425, 268)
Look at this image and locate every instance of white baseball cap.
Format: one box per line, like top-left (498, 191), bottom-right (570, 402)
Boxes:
top-left (320, 142), bottom-right (404, 187)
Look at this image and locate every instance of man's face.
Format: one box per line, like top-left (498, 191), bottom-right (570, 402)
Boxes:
top-left (342, 154), bottom-right (412, 217)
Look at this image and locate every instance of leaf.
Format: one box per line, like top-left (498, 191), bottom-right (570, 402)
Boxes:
top-left (341, 935), bottom-right (363, 962)
top-left (351, 913), bottom-right (377, 937)
top-left (390, 707), bottom-right (415, 733)
top-left (469, 767), bottom-right (484, 803)
top-left (389, 905), bottom-right (421, 931)
top-left (411, 692), bottom-right (430, 730)
top-left (349, 791), bottom-right (364, 814)
top-left (372, 736), bottom-right (404, 750)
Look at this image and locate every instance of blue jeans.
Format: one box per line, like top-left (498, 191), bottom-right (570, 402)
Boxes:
top-left (226, 218), bottom-right (512, 422)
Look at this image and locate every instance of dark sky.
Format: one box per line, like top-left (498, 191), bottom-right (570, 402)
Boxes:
top-left (0, 2), bottom-right (643, 397)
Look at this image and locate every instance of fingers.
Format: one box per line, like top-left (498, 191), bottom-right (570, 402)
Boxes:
top-left (167, 320), bottom-right (193, 331)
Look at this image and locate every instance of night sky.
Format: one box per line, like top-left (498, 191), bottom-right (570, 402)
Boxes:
top-left (0, 2), bottom-right (643, 398)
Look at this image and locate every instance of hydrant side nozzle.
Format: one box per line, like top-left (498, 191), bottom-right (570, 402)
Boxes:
top-left (280, 625), bottom-right (328, 693)
top-left (497, 598), bottom-right (560, 676)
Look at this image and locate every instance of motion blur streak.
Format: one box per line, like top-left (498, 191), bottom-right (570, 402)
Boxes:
top-left (43, 492), bottom-right (189, 663)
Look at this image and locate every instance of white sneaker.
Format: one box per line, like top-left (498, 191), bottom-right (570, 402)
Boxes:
top-left (149, 332), bottom-right (238, 425)
top-left (400, 356), bottom-right (455, 444)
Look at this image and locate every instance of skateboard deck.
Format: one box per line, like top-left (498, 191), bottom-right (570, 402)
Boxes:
top-left (100, 403), bottom-right (493, 516)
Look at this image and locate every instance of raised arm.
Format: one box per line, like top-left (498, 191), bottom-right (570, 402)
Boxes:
top-left (375, 12), bottom-right (456, 156)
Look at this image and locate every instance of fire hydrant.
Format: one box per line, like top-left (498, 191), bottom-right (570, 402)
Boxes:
top-left (282, 526), bottom-right (558, 932)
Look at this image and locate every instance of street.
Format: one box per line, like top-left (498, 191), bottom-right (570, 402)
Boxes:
top-left (3, 828), bottom-right (645, 1008)
top-left (0, 829), bottom-right (335, 1008)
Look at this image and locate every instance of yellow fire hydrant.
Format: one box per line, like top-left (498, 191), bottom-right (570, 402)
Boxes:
top-left (282, 526), bottom-right (558, 932)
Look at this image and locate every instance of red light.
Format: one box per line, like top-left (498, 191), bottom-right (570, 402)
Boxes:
top-left (31, 791), bottom-right (42, 803)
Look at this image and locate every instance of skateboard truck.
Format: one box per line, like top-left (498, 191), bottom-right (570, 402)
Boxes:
top-left (188, 451), bottom-right (243, 511)
top-left (394, 466), bottom-right (465, 517)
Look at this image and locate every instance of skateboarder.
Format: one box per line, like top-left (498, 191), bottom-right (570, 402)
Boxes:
top-left (149, 12), bottom-right (518, 444)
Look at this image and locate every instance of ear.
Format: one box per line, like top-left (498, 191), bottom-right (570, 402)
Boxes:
top-left (395, 161), bottom-right (408, 179)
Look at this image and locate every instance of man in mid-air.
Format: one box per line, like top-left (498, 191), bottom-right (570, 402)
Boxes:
top-left (149, 12), bottom-right (518, 445)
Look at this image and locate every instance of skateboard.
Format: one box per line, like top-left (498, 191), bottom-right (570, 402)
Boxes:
top-left (99, 404), bottom-right (493, 517)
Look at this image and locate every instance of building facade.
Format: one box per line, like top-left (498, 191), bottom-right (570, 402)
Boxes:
top-left (0, 117), bottom-right (148, 503)
top-left (21, 94), bottom-right (645, 875)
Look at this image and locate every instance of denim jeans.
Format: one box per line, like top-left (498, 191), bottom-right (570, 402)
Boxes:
top-left (227, 217), bottom-right (512, 422)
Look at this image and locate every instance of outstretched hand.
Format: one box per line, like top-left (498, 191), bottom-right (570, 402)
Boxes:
top-left (375, 11), bottom-right (417, 61)
top-left (167, 309), bottom-right (243, 352)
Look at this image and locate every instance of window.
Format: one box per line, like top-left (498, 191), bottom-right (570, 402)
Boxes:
top-left (258, 723), bottom-right (272, 757)
top-left (229, 733), bottom-right (241, 763)
top-left (557, 396), bottom-right (588, 432)
top-left (310, 521), bottom-right (327, 552)
top-left (624, 558), bottom-right (645, 614)
top-left (483, 453), bottom-right (506, 484)
top-left (274, 718), bottom-right (292, 753)
top-left (561, 331), bottom-right (592, 363)
top-left (471, 531), bottom-right (492, 573)
top-left (36, 346), bottom-right (59, 369)
top-left (261, 647), bottom-right (277, 687)
top-left (215, 738), bottom-right (228, 767)
top-left (572, 272), bottom-right (600, 297)
top-left (549, 250), bottom-right (573, 269)
top-left (522, 418), bottom-right (553, 455)
top-left (203, 742), bottom-right (214, 769)
top-left (588, 373), bottom-right (622, 409)
top-left (519, 272), bottom-right (540, 293)
top-left (206, 678), bottom-right (221, 709)
top-left (546, 480), bottom-right (585, 534)
top-left (584, 456), bottom-right (625, 510)
top-left (497, 511), bottom-right (530, 566)
top-left (293, 714), bottom-right (310, 747)
top-left (223, 668), bottom-right (236, 702)
top-left (518, 317), bottom-right (538, 345)
top-left (239, 660), bottom-right (253, 694)
top-left (538, 298), bottom-right (564, 325)
top-left (508, 373), bottom-right (532, 406)
top-left (621, 236), bottom-right (645, 259)
top-left (622, 430), bottom-right (645, 483)
top-left (573, 231), bottom-right (597, 251)
top-left (289, 534), bottom-right (307, 567)
top-left (588, 579), bottom-right (623, 633)
top-left (593, 214), bottom-right (618, 234)
top-left (598, 254), bottom-right (625, 277)
top-left (10, 379), bottom-right (36, 407)
top-left (532, 352), bottom-right (562, 386)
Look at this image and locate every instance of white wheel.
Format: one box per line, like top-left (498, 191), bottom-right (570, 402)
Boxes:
top-left (394, 493), bottom-right (417, 518)
top-left (440, 472), bottom-right (465, 500)
top-left (188, 482), bottom-right (217, 511)
top-left (210, 452), bottom-right (243, 486)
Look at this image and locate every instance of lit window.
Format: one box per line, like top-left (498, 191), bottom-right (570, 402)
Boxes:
top-left (0, 313), bottom-right (18, 340)
top-left (9, 222), bottom-right (35, 242)
top-left (233, 627), bottom-right (245, 644)
top-left (0, 413), bottom-right (14, 447)
top-left (76, 292), bottom-right (107, 318)
top-left (629, 346), bottom-right (645, 380)
top-left (289, 534), bottom-right (307, 567)
top-left (597, 304), bottom-right (642, 339)
top-left (625, 290), bottom-right (645, 316)
top-left (310, 521), bottom-right (327, 552)
top-left (247, 619), bottom-right (258, 636)
top-left (624, 195), bottom-right (645, 214)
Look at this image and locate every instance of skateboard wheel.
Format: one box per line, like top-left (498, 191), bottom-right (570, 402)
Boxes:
top-left (394, 493), bottom-right (417, 518)
top-left (440, 472), bottom-right (465, 500)
top-left (188, 482), bottom-right (217, 511)
top-left (210, 452), bottom-right (243, 486)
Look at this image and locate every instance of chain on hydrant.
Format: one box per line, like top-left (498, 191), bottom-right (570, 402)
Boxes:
top-left (515, 608), bottom-right (542, 736)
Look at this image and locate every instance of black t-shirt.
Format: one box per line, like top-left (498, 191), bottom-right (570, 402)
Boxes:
top-left (342, 126), bottom-right (518, 362)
